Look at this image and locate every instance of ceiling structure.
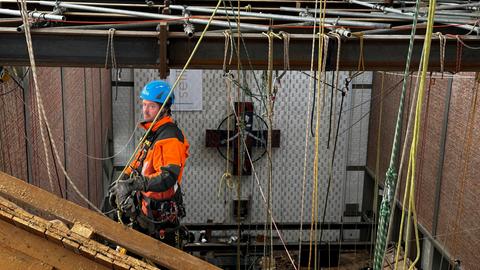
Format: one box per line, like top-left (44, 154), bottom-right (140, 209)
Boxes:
top-left (1, 0), bottom-right (480, 72)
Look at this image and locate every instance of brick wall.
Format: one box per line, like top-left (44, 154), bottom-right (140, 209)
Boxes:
top-left (368, 72), bottom-right (480, 269)
top-left (0, 67), bottom-right (111, 209)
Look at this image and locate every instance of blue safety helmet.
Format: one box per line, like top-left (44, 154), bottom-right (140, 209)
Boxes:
top-left (139, 80), bottom-right (174, 106)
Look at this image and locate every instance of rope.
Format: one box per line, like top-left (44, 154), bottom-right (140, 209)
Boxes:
top-left (271, 31), bottom-right (290, 112)
top-left (308, 1), bottom-right (329, 266)
top-left (309, 33), bottom-right (329, 270)
top-left (105, 28), bottom-right (117, 69)
top-left (372, 0), bottom-right (423, 267)
top-left (234, 3), bottom-right (242, 269)
top-left (116, 0), bottom-right (224, 183)
top-left (297, 0), bottom-right (320, 265)
top-left (222, 30), bottom-right (234, 73)
top-left (218, 30), bottom-right (235, 199)
top-left (262, 30), bottom-right (282, 269)
top-left (222, 90), bottom-right (297, 270)
top-left (218, 73), bottom-right (235, 198)
top-left (385, 66), bottom-right (420, 268)
top-left (357, 33), bottom-right (365, 72)
top-left (394, 1), bottom-right (437, 268)
top-left (328, 32), bottom-right (341, 149)
top-left (436, 33), bottom-right (446, 75)
top-left (20, 6), bottom-right (56, 194)
top-left (453, 34), bottom-right (480, 50)
top-left (18, 0), bottom-right (101, 212)
top-left (105, 28), bottom-right (122, 101)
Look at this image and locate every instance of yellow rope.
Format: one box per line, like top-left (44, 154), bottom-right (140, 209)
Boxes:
top-left (298, 0), bottom-right (320, 266)
top-left (395, 0), bottom-right (437, 268)
top-left (357, 33), bottom-right (365, 72)
top-left (113, 0), bottom-right (224, 253)
top-left (308, 0), bottom-right (328, 267)
top-left (218, 30), bottom-right (235, 199)
top-left (262, 30), bottom-right (282, 268)
top-left (117, 0), bottom-right (224, 183)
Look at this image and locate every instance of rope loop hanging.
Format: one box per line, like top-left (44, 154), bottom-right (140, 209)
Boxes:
top-left (105, 28), bottom-right (117, 70)
top-left (435, 32), bottom-right (446, 75)
top-left (222, 30), bottom-right (234, 74)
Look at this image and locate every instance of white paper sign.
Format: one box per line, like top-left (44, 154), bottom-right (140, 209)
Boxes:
top-left (167, 69), bottom-right (203, 111)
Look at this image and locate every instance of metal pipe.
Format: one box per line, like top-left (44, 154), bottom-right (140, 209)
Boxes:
top-left (347, 0), bottom-right (480, 34)
top-left (359, 22), bottom-right (428, 35)
top-left (0, 7), bottom-right (65, 21)
top-left (435, 11), bottom-right (480, 18)
top-left (282, 5), bottom-right (480, 34)
top-left (349, 0), bottom-right (414, 15)
top-left (37, 1), bottom-right (269, 31)
top-left (169, 4), bottom-right (390, 29)
top-left (435, 2), bottom-right (480, 11)
top-left (53, 21), bottom-right (167, 30)
top-left (280, 6), bottom-right (476, 24)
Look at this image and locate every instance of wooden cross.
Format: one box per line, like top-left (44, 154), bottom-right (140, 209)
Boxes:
top-left (206, 102), bottom-right (280, 175)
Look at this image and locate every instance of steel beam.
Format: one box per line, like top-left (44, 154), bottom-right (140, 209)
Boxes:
top-left (183, 241), bottom-right (372, 252)
top-left (184, 222), bottom-right (373, 230)
top-left (1, 28), bottom-right (480, 71)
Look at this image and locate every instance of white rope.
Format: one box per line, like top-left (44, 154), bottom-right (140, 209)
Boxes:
top-left (222, 30), bottom-right (234, 72)
top-left (436, 32), bottom-right (446, 74)
top-left (224, 75), bottom-right (297, 270)
top-left (105, 28), bottom-right (117, 69)
top-left (18, 1), bottom-right (55, 194)
top-left (298, 1), bottom-right (320, 268)
top-left (19, 0), bottom-right (101, 213)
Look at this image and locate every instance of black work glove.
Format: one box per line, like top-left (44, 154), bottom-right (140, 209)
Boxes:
top-left (108, 175), bottom-right (147, 211)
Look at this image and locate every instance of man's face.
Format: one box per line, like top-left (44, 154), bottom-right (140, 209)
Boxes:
top-left (142, 100), bottom-right (161, 122)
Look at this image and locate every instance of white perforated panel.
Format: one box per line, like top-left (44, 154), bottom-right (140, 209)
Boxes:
top-left (111, 69), bottom-right (372, 242)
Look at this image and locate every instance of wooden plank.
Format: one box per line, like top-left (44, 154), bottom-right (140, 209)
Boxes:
top-left (0, 219), bottom-right (110, 270)
top-left (71, 222), bottom-right (94, 239)
top-left (0, 172), bottom-right (221, 270)
top-left (0, 243), bottom-right (54, 270)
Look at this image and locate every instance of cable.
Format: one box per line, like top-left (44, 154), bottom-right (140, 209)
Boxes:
top-left (338, 77), bottom-right (404, 138)
top-left (0, 86), bottom-right (18, 96)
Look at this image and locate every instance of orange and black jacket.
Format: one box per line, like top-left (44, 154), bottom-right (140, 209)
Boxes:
top-left (125, 116), bottom-right (189, 216)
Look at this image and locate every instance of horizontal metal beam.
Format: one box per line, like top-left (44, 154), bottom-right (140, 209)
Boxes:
top-left (1, 27), bottom-right (480, 71)
top-left (184, 222), bottom-right (373, 230)
top-left (183, 241), bottom-right (372, 252)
